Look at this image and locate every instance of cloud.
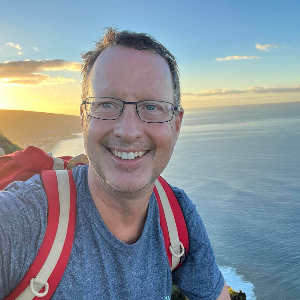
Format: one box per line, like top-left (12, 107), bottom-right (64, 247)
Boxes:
top-left (215, 56), bottom-right (261, 61)
top-left (245, 85), bottom-right (300, 94)
top-left (4, 76), bottom-right (76, 85)
top-left (184, 89), bottom-right (244, 97)
top-left (33, 47), bottom-right (40, 52)
top-left (256, 44), bottom-right (279, 51)
top-left (183, 84), bottom-right (300, 98)
top-left (5, 42), bottom-right (24, 55)
top-left (0, 59), bottom-right (81, 85)
top-left (6, 42), bottom-right (22, 50)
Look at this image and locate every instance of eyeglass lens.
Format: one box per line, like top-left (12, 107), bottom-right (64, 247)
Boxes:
top-left (85, 98), bottom-right (174, 123)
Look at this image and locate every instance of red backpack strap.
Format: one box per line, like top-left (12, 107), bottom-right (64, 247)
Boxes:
top-left (5, 170), bottom-right (76, 300)
top-left (154, 176), bottom-right (189, 271)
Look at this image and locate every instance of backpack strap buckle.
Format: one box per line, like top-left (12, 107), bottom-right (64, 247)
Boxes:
top-left (29, 277), bottom-right (49, 297)
top-left (169, 240), bottom-right (185, 258)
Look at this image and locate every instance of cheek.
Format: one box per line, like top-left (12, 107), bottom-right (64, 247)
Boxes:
top-left (83, 117), bottom-right (105, 136)
top-left (82, 118), bottom-right (101, 150)
top-left (151, 122), bottom-right (177, 153)
top-left (166, 121), bottom-right (179, 148)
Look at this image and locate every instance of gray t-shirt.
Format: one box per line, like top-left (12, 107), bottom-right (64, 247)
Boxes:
top-left (0, 164), bottom-right (224, 300)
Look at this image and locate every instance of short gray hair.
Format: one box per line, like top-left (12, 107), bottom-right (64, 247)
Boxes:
top-left (81, 27), bottom-right (181, 107)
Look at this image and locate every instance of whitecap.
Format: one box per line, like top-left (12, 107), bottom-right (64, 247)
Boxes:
top-left (220, 266), bottom-right (256, 300)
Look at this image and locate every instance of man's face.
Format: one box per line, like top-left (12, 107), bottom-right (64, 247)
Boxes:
top-left (81, 46), bottom-right (183, 193)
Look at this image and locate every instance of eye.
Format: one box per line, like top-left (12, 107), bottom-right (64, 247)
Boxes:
top-left (94, 100), bottom-right (121, 110)
top-left (139, 102), bottom-right (164, 112)
top-left (145, 104), bottom-right (158, 111)
top-left (102, 102), bottom-right (115, 109)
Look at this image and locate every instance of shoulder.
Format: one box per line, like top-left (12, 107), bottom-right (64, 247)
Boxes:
top-left (0, 173), bottom-right (48, 240)
top-left (1, 174), bottom-right (47, 226)
top-left (170, 185), bottom-right (209, 242)
top-left (1, 174), bottom-right (47, 216)
top-left (170, 185), bottom-right (196, 216)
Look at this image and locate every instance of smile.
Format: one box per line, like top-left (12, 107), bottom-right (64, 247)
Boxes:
top-left (110, 149), bottom-right (147, 160)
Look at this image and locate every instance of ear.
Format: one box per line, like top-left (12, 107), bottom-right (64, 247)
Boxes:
top-left (174, 107), bottom-right (184, 140)
top-left (80, 105), bottom-right (84, 127)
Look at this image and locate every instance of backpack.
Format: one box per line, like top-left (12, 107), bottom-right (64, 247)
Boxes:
top-left (0, 146), bottom-right (189, 299)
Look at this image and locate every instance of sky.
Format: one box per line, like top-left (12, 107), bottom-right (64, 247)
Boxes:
top-left (0, 0), bottom-right (299, 115)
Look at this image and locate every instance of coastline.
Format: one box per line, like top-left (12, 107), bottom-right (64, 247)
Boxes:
top-left (38, 132), bottom-right (82, 153)
top-left (0, 109), bottom-right (81, 153)
top-left (51, 132), bottom-right (85, 157)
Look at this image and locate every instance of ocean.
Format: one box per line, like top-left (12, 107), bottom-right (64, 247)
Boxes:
top-left (52, 101), bottom-right (300, 300)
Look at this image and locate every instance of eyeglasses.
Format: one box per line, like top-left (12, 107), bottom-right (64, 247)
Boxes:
top-left (81, 97), bottom-right (180, 123)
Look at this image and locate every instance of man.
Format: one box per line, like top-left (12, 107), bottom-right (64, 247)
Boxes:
top-left (0, 28), bottom-right (230, 299)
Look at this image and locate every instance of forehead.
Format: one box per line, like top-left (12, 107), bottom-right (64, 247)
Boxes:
top-left (89, 46), bottom-right (174, 102)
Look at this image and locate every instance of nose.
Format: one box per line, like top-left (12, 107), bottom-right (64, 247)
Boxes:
top-left (113, 103), bottom-right (143, 142)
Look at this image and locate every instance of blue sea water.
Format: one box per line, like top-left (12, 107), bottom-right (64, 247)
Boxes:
top-left (53, 102), bottom-right (300, 300)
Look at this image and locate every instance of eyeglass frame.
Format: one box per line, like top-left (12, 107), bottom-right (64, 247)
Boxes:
top-left (81, 97), bottom-right (181, 123)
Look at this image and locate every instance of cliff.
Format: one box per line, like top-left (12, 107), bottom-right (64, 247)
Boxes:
top-left (228, 286), bottom-right (247, 300)
top-left (0, 133), bottom-right (22, 155)
top-left (0, 109), bottom-right (81, 152)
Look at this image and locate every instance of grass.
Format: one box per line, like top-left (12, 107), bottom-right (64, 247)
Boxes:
top-left (0, 133), bottom-right (23, 155)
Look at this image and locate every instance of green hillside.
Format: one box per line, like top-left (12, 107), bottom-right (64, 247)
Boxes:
top-left (0, 133), bottom-right (22, 155)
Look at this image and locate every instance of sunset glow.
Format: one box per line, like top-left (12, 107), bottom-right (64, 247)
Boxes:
top-left (0, 0), bottom-right (299, 115)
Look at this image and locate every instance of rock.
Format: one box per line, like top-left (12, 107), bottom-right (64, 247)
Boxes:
top-left (171, 284), bottom-right (247, 300)
top-left (228, 286), bottom-right (247, 300)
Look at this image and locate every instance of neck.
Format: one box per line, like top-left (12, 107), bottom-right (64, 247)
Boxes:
top-left (87, 166), bottom-right (154, 244)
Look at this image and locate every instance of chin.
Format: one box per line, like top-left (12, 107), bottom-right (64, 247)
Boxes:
top-left (90, 158), bottom-right (163, 193)
top-left (108, 177), bottom-right (150, 192)
top-left (106, 171), bottom-right (159, 194)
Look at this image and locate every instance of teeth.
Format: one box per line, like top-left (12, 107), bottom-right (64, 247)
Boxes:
top-left (111, 150), bottom-right (147, 160)
top-left (127, 152), bottom-right (134, 159)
